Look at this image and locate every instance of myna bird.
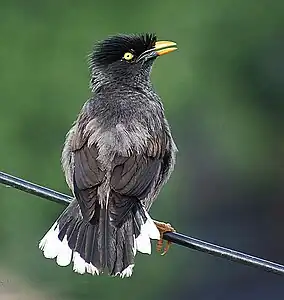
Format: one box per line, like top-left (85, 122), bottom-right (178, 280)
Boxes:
top-left (39, 33), bottom-right (178, 278)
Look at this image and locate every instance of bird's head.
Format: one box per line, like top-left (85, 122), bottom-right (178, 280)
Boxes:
top-left (89, 33), bottom-right (177, 91)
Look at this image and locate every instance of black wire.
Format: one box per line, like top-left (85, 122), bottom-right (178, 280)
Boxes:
top-left (0, 170), bottom-right (284, 276)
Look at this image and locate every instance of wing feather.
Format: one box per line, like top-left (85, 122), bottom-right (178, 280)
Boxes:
top-left (63, 100), bottom-right (175, 225)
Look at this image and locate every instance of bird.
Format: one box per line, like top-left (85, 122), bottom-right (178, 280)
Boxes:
top-left (39, 33), bottom-right (178, 278)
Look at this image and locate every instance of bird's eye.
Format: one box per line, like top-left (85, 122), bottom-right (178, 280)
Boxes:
top-left (123, 52), bottom-right (134, 61)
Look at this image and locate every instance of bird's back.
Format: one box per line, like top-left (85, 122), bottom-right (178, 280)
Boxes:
top-left (88, 85), bottom-right (165, 134)
top-left (78, 85), bottom-right (168, 161)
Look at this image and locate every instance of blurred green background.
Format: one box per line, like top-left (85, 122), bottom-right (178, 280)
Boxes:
top-left (0, 0), bottom-right (284, 299)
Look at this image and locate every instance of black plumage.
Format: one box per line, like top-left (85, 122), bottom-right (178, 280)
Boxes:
top-left (90, 33), bottom-right (157, 67)
top-left (39, 33), bottom-right (177, 278)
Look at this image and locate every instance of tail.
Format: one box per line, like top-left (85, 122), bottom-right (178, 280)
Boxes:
top-left (39, 193), bottom-right (160, 278)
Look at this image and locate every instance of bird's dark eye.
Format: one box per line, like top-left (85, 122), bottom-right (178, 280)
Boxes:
top-left (123, 52), bottom-right (134, 61)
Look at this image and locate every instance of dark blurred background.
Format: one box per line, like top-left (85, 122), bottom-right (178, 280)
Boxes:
top-left (0, 0), bottom-right (283, 299)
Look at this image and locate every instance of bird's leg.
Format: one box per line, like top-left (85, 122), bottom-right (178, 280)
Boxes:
top-left (154, 220), bottom-right (175, 256)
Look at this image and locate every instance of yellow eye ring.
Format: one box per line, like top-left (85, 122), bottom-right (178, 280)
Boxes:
top-left (123, 52), bottom-right (134, 61)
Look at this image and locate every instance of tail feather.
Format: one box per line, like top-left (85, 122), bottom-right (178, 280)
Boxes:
top-left (109, 212), bottom-right (136, 276)
top-left (56, 236), bottom-right (72, 267)
top-left (39, 195), bottom-right (160, 278)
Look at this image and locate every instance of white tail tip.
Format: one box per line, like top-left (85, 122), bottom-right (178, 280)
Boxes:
top-left (39, 222), bottom-right (99, 275)
top-left (135, 209), bottom-right (160, 255)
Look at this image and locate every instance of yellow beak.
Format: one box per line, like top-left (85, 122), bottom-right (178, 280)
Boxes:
top-left (154, 41), bottom-right (177, 56)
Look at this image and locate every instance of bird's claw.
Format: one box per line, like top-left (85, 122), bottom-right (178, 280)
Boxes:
top-left (154, 221), bottom-right (175, 255)
top-left (156, 239), bottom-right (172, 256)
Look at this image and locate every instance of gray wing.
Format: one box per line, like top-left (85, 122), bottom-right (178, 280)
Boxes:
top-left (61, 111), bottom-right (105, 222)
top-left (62, 110), bottom-right (176, 223)
top-left (111, 131), bottom-right (176, 211)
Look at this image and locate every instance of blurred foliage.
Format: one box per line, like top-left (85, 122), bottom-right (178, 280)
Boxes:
top-left (0, 0), bottom-right (284, 299)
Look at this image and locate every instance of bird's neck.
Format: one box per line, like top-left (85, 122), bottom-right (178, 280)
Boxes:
top-left (90, 70), bottom-right (152, 93)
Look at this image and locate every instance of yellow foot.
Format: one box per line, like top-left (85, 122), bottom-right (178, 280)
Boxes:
top-left (154, 221), bottom-right (175, 256)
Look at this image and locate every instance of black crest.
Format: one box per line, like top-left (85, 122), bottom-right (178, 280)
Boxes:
top-left (90, 33), bottom-right (157, 67)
